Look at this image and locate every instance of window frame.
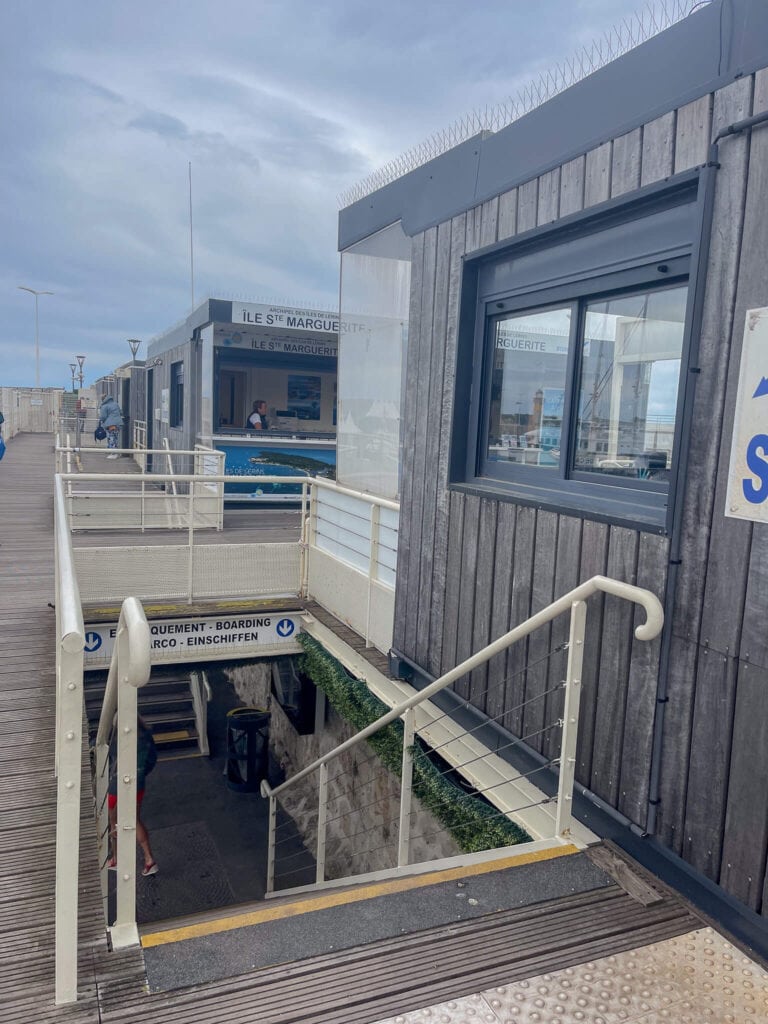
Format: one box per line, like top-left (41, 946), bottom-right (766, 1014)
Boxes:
top-left (170, 360), bottom-right (184, 428)
top-left (450, 169), bottom-right (714, 533)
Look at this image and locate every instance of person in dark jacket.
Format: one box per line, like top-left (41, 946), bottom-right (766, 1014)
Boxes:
top-left (98, 394), bottom-right (124, 458)
top-left (247, 400), bottom-right (268, 429)
top-left (108, 717), bottom-right (159, 876)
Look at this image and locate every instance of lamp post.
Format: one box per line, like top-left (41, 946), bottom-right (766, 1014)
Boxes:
top-left (69, 363), bottom-right (77, 392)
top-left (76, 355), bottom-right (86, 389)
top-left (18, 286), bottom-right (54, 388)
top-left (127, 338), bottom-right (141, 366)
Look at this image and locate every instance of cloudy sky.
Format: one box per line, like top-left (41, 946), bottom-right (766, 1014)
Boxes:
top-left (2, 0), bottom-right (678, 388)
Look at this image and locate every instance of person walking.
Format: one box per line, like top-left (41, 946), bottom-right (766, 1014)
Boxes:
top-left (108, 716), bottom-right (159, 877)
top-left (98, 394), bottom-right (123, 458)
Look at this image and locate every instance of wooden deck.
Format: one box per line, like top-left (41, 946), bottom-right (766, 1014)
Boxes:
top-left (3, 432), bottom-right (759, 1023)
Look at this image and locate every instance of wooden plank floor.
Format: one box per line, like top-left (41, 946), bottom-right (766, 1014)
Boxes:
top-left (0, 433), bottom-right (706, 1024)
top-left (0, 432), bottom-right (144, 1021)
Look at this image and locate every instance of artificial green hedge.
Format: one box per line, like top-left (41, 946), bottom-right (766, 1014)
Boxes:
top-left (297, 634), bottom-right (530, 853)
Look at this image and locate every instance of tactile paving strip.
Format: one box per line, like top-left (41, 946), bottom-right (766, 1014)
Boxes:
top-left (371, 927), bottom-right (768, 1024)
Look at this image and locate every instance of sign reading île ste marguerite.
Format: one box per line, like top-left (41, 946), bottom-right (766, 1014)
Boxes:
top-left (230, 302), bottom-right (368, 336)
top-left (726, 307), bottom-right (768, 523)
top-left (82, 613), bottom-right (301, 671)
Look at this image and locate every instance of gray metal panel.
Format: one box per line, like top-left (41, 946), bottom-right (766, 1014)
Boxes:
top-left (338, 0), bottom-right (768, 249)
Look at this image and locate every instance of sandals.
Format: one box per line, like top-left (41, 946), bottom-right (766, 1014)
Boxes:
top-left (109, 857), bottom-right (159, 877)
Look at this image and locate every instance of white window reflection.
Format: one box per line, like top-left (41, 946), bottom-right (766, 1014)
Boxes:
top-left (575, 286), bottom-right (686, 481)
top-left (487, 307), bottom-right (571, 469)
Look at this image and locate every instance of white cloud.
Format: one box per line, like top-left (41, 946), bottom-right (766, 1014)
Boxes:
top-left (1, 0), bottom-right (653, 385)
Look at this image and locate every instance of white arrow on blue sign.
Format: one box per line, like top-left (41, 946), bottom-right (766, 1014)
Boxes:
top-left (726, 307), bottom-right (768, 521)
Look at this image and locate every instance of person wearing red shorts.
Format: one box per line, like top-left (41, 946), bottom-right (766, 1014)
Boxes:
top-left (108, 717), bottom-right (159, 877)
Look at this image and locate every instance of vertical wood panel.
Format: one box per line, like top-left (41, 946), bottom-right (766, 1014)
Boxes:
top-left (486, 503), bottom-right (516, 724)
top-left (479, 197), bottom-right (499, 248)
top-left (537, 168), bottom-right (560, 225)
top-left (741, 522), bottom-right (768, 670)
top-left (590, 527), bottom-right (639, 805)
top-left (497, 188), bottom-right (518, 241)
top-left (720, 664), bottom-right (768, 911)
top-left (505, 506), bottom-right (537, 736)
top-left (657, 635), bottom-right (698, 853)
top-left (660, 79), bottom-right (756, 851)
top-left (469, 499), bottom-right (499, 709)
top-left (705, 70), bottom-right (768, 908)
top-left (522, 512), bottom-right (559, 754)
top-left (611, 129), bottom-right (642, 198)
top-left (682, 651), bottom-right (737, 881)
top-left (673, 77), bottom-right (752, 646)
top-left (576, 520), bottom-right (610, 788)
top-left (392, 231), bottom-right (425, 652)
top-left (415, 220), bottom-right (453, 668)
top-left (429, 214), bottom-right (467, 677)
top-left (640, 111), bottom-right (676, 185)
top-left (559, 157), bottom-right (585, 217)
top-left (618, 533), bottom-right (669, 827)
top-left (465, 204), bottom-right (483, 253)
top-left (440, 491), bottom-right (465, 676)
top-left (403, 227), bottom-right (438, 658)
top-left (543, 516), bottom-right (583, 761)
top-left (584, 141), bottom-right (612, 207)
top-left (454, 494), bottom-right (481, 700)
top-left (516, 179), bottom-right (538, 233)
top-left (674, 95), bottom-right (712, 172)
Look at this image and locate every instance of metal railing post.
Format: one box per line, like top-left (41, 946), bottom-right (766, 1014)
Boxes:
top-left (187, 486), bottom-right (195, 603)
top-left (54, 640), bottom-right (84, 1004)
top-left (555, 600), bottom-right (587, 839)
top-left (299, 483), bottom-right (310, 597)
top-left (398, 707), bottom-right (415, 867)
top-left (365, 503), bottom-right (380, 648)
top-left (316, 762), bottom-right (328, 884)
top-left (112, 622), bottom-right (140, 944)
top-left (266, 795), bottom-right (277, 895)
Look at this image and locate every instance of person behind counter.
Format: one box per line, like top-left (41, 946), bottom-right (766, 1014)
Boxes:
top-left (247, 400), bottom-right (269, 430)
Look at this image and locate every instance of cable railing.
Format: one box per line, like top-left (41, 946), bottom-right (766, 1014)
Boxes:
top-left (261, 576), bottom-right (663, 895)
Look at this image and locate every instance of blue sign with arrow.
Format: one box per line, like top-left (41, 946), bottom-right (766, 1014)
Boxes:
top-left (276, 618), bottom-right (295, 638)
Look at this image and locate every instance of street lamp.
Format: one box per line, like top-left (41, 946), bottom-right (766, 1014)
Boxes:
top-left (18, 286), bottom-right (54, 388)
top-left (76, 354), bottom-right (86, 389)
top-left (127, 338), bottom-right (141, 365)
top-left (69, 363), bottom-right (77, 392)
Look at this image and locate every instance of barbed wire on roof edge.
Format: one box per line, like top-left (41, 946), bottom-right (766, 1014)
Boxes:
top-left (338, 0), bottom-right (702, 209)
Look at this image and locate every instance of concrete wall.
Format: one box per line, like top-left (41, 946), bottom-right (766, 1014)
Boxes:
top-left (226, 660), bottom-right (459, 881)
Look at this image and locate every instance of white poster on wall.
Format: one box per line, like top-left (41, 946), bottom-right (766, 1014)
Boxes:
top-left (160, 388), bottom-right (169, 424)
top-left (726, 307), bottom-right (768, 522)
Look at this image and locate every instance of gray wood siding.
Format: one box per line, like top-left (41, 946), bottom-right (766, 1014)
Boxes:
top-left (393, 68), bottom-right (768, 915)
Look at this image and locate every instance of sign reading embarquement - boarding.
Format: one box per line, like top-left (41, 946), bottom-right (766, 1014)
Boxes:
top-left (726, 307), bottom-right (768, 522)
top-left (82, 613), bottom-right (302, 671)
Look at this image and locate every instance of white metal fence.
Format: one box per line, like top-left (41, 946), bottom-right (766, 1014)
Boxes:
top-left (52, 465), bottom-right (401, 1000)
top-left (262, 577), bottom-right (664, 896)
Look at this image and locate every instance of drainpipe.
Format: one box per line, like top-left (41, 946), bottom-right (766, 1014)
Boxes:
top-left (645, 106), bottom-right (768, 837)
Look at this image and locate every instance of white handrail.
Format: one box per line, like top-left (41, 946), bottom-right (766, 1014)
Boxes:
top-left (264, 576), bottom-right (662, 799)
top-left (261, 576), bottom-right (663, 891)
top-left (53, 476), bottom-right (86, 1005)
top-left (94, 597), bottom-right (151, 951)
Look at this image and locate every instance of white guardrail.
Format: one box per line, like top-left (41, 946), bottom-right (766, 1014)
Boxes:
top-left (52, 463), bottom-right (400, 1001)
top-left (261, 577), bottom-right (664, 895)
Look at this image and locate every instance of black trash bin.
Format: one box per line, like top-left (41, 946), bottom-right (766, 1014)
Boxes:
top-left (225, 707), bottom-right (271, 793)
